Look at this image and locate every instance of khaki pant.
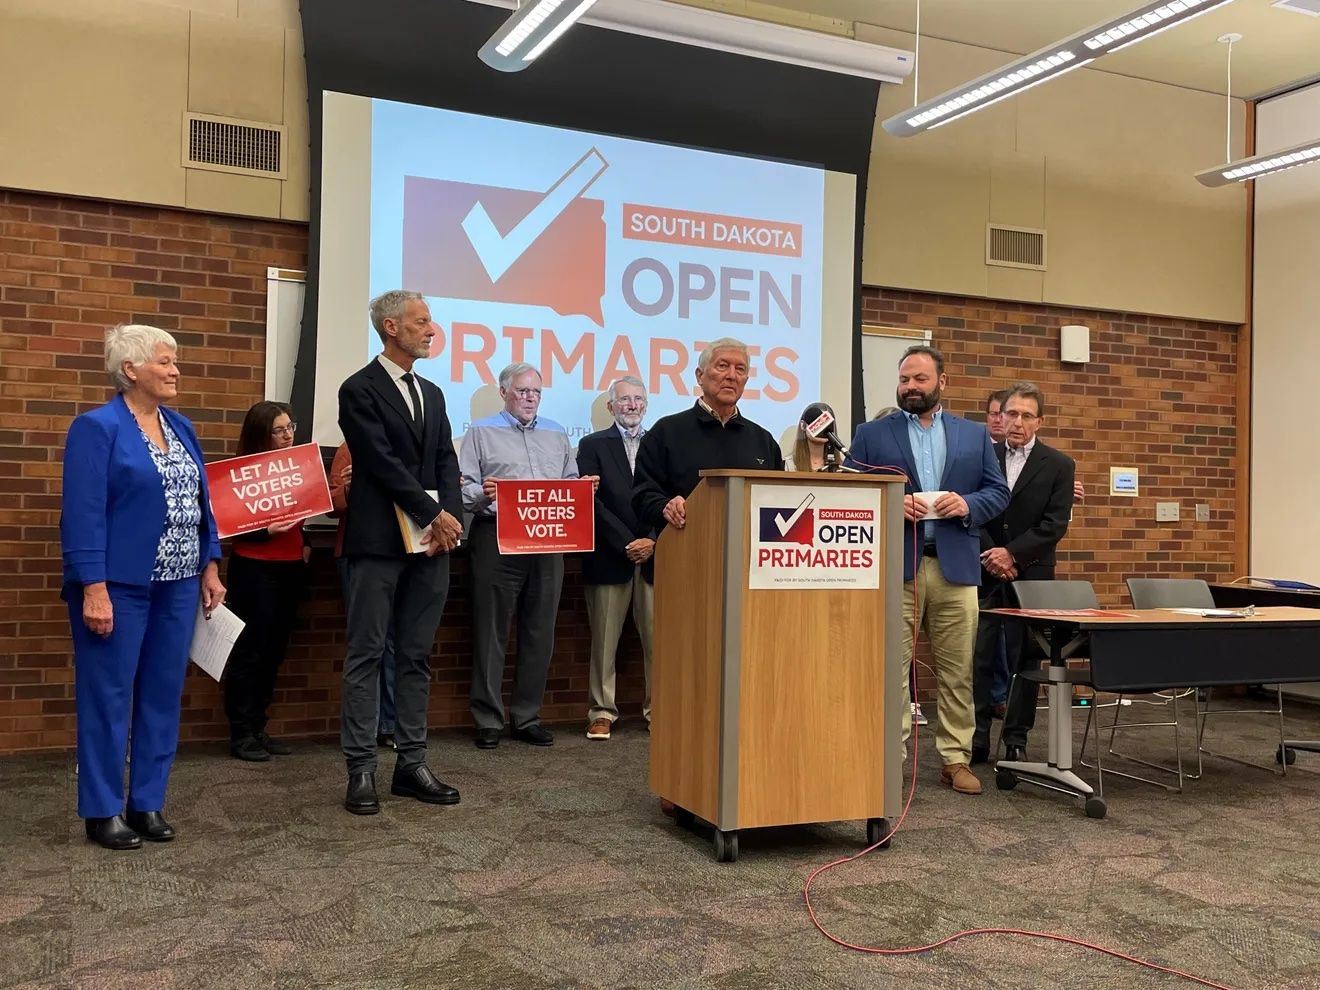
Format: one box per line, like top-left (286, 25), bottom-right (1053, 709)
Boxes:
top-left (585, 569), bottom-right (654, 723)
top-left (900, 556), bottom-right (978, 767)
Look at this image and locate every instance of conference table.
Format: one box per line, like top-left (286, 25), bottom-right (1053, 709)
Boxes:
top-left (987, 605), bottom-right (1320, 818)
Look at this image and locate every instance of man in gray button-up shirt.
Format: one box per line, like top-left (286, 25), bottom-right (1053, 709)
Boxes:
top-left (459, 362), bottom-right (594, 749)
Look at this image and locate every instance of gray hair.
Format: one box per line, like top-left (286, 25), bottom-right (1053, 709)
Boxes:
top-left (872, 405), bottom-right (898, 421)
top-left (697, 337), bottom-right (750, 371)
top-left (369, 290), bottom-right (426, 342)
top-left (498, 362), bottom-right (541, 390)
top-left (1006, 381), bottom-right (1047, 418)
top-left (106, 324), bottom-right (177, 392)
top-left (608, 375), bottom-right (646, 400)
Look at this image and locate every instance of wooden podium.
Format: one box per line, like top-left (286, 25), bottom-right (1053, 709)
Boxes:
top-left (649, 469), bottom-right (907, 862)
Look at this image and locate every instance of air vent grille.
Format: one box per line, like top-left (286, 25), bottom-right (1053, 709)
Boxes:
top-left (1272, 0), bottom-right (1320, 17)
top-left (986, 224), bottom-right (1046, 271)
top-left (182, 113), bottom-right (286, 179)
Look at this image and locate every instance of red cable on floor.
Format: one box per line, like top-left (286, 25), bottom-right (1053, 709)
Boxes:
top-left (808, 457), bottom-right (1238, 990)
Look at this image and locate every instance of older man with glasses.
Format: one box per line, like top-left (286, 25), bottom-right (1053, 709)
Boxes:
top-left (460, 362), bottom-right (597, 749)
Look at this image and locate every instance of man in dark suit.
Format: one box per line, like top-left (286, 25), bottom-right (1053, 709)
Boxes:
top-left (846, 345), bottom-right (1010, 795)
top-left (972, 382), bottom-right (1075, 765)
top-left (337, 289), bottom-right (464, 816)
top-left (575, 376), bottom-right (654, 741)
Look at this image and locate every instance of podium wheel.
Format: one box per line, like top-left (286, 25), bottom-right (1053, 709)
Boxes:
top-left (1083, 796), bottom-right (1107, 820)
top-left (713, 829), bottom-right (738, 863)
top-left (674, 807), bottom-right (695, 829)
top-left (1277, 746), bottom-right (1296, 766)
top-left (865, 818), bottom-right (892, 850)
top-left (995, 769), bottom-right (1018, 791)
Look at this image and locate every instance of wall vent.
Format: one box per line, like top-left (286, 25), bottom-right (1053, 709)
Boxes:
top-left (182, 113), bottom-right (286, 179)
top-left (986, 224), bottom-right (1047, 271)
top-left (1272, 0), bottom-right (1320, 17)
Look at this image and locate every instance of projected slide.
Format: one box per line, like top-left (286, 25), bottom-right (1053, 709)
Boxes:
top-left (314, 93), bottom-right (856, 447)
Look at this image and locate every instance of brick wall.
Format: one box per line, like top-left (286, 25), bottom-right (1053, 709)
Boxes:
top-left (862, 289), bottom-right (1242, 703)
top-left (0, 187), bottom-right (1241, 753)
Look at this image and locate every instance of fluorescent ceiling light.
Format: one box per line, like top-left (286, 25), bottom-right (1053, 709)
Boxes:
top-left (470, 0), bottom-right (915, 81)
top-left (479, 0), bottom-right (604, 70)
top-left (1196, 138), bottom-right (1320, 186)
top-left (882, 0), bottom-right (1241, 137)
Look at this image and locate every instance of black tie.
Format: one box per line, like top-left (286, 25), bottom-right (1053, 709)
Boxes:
top-left (401, 372), bottom-right (422, 430)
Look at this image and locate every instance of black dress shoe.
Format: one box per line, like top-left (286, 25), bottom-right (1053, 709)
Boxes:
top-left (391, 764), bottom-right (460, 805)
top-left (1003, 744), bottom-right (1027, 763)
top-left (124, 810), bottom-right (176, 842)
top-left (255, 731), bottom-right (292, 756)
top-left (345, 772), bottom-right (380, 815)
top-left (230, 736), bottom-right (271, 762)
top-left (970, 747), bottom-right (990, 766)
top-left (376, 732), bottom-right (397, 751)
top-left (474, 728), bottom-right (501, 750)
top-left (512, 724), bottom-right (554, 747)
top-left (85, 815), bottom-right (142, 851)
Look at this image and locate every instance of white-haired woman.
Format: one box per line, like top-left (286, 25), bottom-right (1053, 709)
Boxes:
top-left (60, 325), bottom-right (225, 850)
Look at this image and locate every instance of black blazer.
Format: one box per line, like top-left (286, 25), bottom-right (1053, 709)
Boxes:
top-left (338, 359), bottom-right (462, 558)
top-left (981, 439), bottom-right (1075, 581)
top-left (575, 426), bottom-right (653, 585)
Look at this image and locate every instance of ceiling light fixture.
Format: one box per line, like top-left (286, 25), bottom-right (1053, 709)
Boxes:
top-left (479, 0), bottom-right (604, 71)
top-left (471, 0), bottom-right (915, 79)
top-left (1196, 138), bottom-right (1320, 186)
top-left (882, 0), bottom-right (1240, 137)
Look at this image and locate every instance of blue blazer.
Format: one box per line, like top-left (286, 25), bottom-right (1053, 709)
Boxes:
top-left (846, 410), bottom-right (1010, 585)
top-left (60, 393), bottom-right (222, 590)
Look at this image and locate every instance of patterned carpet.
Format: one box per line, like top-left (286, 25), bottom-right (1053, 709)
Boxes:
top-left (2, 700), bottom-right (1319, 990)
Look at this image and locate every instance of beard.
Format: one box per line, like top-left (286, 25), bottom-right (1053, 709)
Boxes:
top-left (897, 386), bottom-right (940, 415)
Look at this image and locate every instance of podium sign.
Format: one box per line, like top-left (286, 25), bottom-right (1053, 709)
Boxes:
top-left (748, 483), bottom-right (882, 590)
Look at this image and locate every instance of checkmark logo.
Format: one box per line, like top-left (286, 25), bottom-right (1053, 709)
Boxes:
top-left (774, 493), bottom-right (815, 537)
top-left (461, 148), bottom-right (610, 284)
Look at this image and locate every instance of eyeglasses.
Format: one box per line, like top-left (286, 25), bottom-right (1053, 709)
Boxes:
top-left (271, 423), bottom-right (298, 436)
top-left (511, 388), bottom-right (542, 398)
top-left (1001, 411), bottom-right (1039, 422)
top-left (986, 410), bottom-right (1005, 419)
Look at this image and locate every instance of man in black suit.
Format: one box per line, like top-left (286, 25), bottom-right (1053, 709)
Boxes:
top-left (337, 289), bottom-right (464, 815)
top-left (575, 376), bottom-right (654, 741)
top-left (971, 382), bottom-right (1075, 765)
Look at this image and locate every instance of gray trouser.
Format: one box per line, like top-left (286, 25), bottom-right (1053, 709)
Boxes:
top-left (468, 520), bottom-right (564, 731)
top-left (341, 553), bottom-right (450, 774)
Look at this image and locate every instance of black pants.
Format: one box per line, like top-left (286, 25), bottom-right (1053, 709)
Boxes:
top-left (972, 566), bottom-right (1053, 752)
top-left (224, 554), bottom-right (306, 740)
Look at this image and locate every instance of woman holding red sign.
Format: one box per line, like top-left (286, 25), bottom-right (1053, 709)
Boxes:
top-left (223, 401), bottom-right (311, 762)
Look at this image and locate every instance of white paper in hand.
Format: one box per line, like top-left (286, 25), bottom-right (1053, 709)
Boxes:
top-left (189, 603), bottom-right (244, 681)
top-left (913, 491), bottom-right (948, 520)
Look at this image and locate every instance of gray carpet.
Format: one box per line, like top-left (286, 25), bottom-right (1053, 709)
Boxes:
top-left (2, 700), bottom-right (1319, 990)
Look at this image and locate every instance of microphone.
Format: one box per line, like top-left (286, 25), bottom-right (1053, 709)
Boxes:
top-left (801, 403), bottom-right (850, 459)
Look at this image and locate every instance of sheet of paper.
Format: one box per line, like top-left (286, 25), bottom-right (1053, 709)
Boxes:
top-left (1160, 607), bottom-right (1253, 618)
top-left (913, 490), bottom-right (948, 520)
top-left (189, 603), bottom-right (244, 681)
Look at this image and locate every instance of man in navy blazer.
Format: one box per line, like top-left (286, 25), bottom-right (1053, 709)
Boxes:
top-left (847, 345), bottom-right (1009, 795)
top-left (575, 377), bottom-right (655, 741)
top-left (337, 290), bottom-right (463, 816)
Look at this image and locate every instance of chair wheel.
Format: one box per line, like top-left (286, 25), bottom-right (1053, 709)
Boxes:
top-left (995, 769), bottom-right (1018, 790)
top-left (1084, 796), bottom-right (1107, 820)
top-left (1276, 746), bottom-right (1296, 766)
top-left (866, 817), bottom-right (892, 849)
top-left (675, 807), bottom-right (695, 829)
top-left (713, 829), bottom-right (738, 863)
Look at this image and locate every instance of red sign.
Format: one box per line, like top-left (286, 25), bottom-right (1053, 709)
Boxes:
top-left (494, 479), bottom-right (595, 555)
top-left (205, 443), bottom-right (333, 539)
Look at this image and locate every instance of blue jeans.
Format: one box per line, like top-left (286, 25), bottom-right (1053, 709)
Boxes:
top-left (337, 558), bottom-right (396, 735)
top-left (990, 623), bottom-right (1009, 707)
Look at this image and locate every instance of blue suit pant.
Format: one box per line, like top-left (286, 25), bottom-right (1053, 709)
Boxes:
top-left (69, 577), bottom-right (198, 819)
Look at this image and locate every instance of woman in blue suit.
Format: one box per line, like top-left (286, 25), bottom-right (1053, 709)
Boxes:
top-left (61, 324), bottom-right (226, 850)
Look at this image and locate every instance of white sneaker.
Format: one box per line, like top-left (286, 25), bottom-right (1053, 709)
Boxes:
top-left (912, 703), bottom-right (928, 726)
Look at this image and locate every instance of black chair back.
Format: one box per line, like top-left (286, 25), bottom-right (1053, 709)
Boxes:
top-left (1011, 580), bottom-right (1100, 610)
top-left (1125, 578), bottom-right (1215, 609)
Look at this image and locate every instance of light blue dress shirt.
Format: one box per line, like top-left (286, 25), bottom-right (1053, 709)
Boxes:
top-left (905, 407), bottom-right (947, 543)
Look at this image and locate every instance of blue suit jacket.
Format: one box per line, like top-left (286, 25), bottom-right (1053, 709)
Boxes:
top-left (60, 393), bottom-right (221, 590)
top-left (846, 410), bottom-right (1010, 585)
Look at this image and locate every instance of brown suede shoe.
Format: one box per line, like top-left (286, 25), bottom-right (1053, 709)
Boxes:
top-left (940, 763), bottom-right (982, 795)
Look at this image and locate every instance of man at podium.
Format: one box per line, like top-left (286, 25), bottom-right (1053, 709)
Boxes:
top-left (632, 337), bottom-right (785, 542)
